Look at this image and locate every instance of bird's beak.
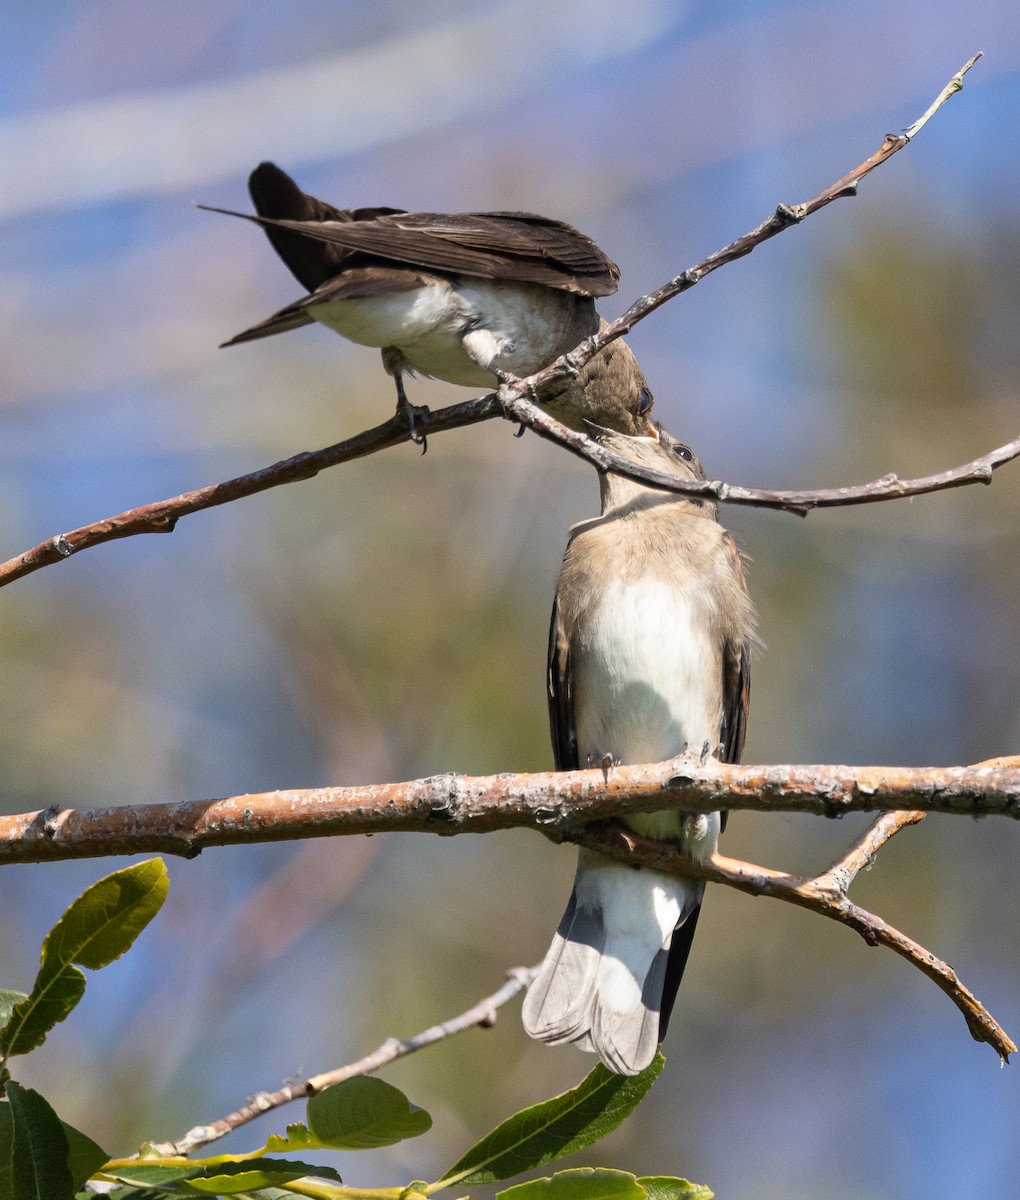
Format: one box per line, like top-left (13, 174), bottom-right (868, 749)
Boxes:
top-left (583, 418), bottom-right (659, 446)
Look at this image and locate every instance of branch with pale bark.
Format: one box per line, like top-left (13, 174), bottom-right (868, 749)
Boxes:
top-left (3, 755), bottom-right (1017, 864)
top-left (2, 757), bottom-right (1016, 1068)
top-left (0, 55), bottom-right (993, 591)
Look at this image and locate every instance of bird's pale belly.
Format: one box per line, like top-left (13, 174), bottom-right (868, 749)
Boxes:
top-left (309, 277), bottom-right (597, 386)
top-left (309, 283), bottom-right (455, 352)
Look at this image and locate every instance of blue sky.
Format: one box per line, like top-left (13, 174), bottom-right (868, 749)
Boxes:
top-left (2, 5), bottom-right (1020, 1198)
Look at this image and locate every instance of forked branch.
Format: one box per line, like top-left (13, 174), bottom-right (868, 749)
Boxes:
top-left (0, 56), bottom-right (992, 589)
top-left (574, 807), bottom-right (1015, 1063)
top-left (142, 798), bottom-right (1013, 1162)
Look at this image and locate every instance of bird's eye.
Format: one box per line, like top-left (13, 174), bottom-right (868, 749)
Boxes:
top-left (675, 443), bottom-right (694, 462)
top-left (639, 387), bottom-right (652, 414)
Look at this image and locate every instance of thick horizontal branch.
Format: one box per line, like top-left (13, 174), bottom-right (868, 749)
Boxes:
top-left (2, 755), bottom-right (1018, 865)
top-left (0, 56), bottom-right (988, 590)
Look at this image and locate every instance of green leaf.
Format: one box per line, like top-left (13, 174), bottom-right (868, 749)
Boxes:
top-left (0, 973), bottom-right (86, 1062)
top-left (439, 1053), bottom-right (664, 1187)
top-left (184, 1156), bottom-right (340, 1195)
top-left (499, 1168), bottom-right (647, 1200)
top-left (0, 1101), bottom-right (12, 1200)
top-left (86, 1189), bottom-right (173, 1200)
top-left (105, 1156), bottom-right (343, 1195)
top-left (306, 1077), bottom-right (432, 1150)
top-left (60, 1120), bottom-right (109, 1190)
top-left (40, 859), bottom-right (169, 971)
top-left (180, 1158), bottom-right (341, 1194)
top-left (6, 1081), bottom-right (74, 1200)
top-left (262, 1122), bottom-right (322, 1154)
top-left (102, 1162), bottom-right (205, 1186)
top-left (0, 860), bottom-right (168, 1059)
top-left (636, 1176), bottom-right (712, 1200)
top-left (0, 995), bottom-right (27, 1034)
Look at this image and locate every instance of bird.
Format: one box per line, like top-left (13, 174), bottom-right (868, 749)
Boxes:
top-left (522, 425), bottom-right (757, 1075)
top-left (202, 162), bottom-right (655, 441)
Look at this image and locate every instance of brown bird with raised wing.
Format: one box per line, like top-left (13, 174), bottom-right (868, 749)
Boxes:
top-left (523, 426), bottom-right (756, 1075)
top-left (204, 163), bottom-right (654, 440)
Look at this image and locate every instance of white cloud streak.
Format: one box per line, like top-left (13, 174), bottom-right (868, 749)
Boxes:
top-left (0, 0), bottom-right (688, 220)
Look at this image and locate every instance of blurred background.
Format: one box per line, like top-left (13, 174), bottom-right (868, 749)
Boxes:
top-left (2, 3), bottom-right (1019, 1197)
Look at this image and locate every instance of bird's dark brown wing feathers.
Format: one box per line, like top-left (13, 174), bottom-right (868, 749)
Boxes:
top-left (247, 162), bottom-right (348, 291)
top-left (719, 533), bottom-right (752, 767)
top-left (247, 161), bottom-right (406, 291)
top-left (240, 163), bottom-right (619, 298)
top-left (546, 596), bottom-right (578, 772)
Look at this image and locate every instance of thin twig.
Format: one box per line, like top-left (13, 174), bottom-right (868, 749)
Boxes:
top-left (571, 806), bottom-right (1015, 1064)
top-left (2, 756), bottom-right (1018, 865)
top-left (145, 966), bottom-right (537, 1158)
top-left (817, 809), bottom-right (926, 893)
top-left (0, 395), bottom-right (500, 589)
top-left (505, 54), bottom-right (983, 394)
top-left (1, 400), bottom-right (1016, 593)
top-left (903, 53), bottom-right (982, 140)
top-left (494, 406), bottom-right (1020, 516)
top-left (0, 56), bottom-right (989, 590)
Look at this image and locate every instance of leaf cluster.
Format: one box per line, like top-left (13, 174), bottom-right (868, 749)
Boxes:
top-left (0, 864), bottom-right (711, 1199)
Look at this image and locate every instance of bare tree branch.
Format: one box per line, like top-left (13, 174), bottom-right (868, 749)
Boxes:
top-left (539, 53), bottom-right (983, 369)
top-left (497, 406), bottom-right (1020, 516)
top-left (144, 966), bottom-right (537, 1158)
top-left (0, 394), bottom-right (500, 589)
top-left (0, 56), bottom-right (991, 591)
top-left (4, 757), bottom-right (1014, 1055)
top-left (3, 755), bottom-right (1017, 865)
top-left (573, 808), bottom-right (1016, 1064)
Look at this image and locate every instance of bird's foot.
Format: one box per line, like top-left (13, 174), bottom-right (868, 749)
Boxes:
top-left (395, 377), bottom-right (430, 454)
top-left (587, 751), bottom-right (619, 781)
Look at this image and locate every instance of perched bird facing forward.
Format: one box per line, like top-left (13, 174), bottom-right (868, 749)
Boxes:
top-left (522, 426), bottom-right (756, 1075)
top-left (204, 163), bottom-right (655, 439)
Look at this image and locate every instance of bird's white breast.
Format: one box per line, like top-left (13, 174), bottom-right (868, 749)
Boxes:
top-left (573, 576), bottom-right (721, 773)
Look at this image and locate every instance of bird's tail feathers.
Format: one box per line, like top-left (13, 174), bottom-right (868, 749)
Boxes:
top-left (523, 888), bottom-right (682, 1076)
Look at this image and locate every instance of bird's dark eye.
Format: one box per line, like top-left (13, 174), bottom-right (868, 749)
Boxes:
top-left (675, 443), bottom-right (694, 462)
top-left (638, 387), bottom-right (652, 414)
